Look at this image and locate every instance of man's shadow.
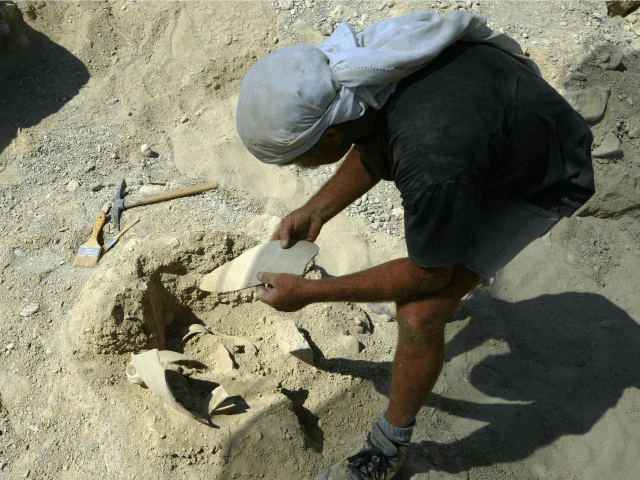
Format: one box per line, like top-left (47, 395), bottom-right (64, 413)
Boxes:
top-left (318, 291), bottom-right (640, 475)
top-left (0, 5), bottom-right (89, 155)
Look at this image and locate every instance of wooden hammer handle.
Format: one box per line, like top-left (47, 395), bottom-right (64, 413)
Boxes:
top-left (123, 182), bottom-right (218, 208)
top-left (91, 212), bottom-right (107, 241)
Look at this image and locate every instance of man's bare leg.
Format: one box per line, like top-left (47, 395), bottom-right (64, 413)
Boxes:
top-left (386, 265), bottom-right (480, 428)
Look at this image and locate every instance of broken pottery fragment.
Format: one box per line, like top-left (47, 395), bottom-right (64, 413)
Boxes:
top-left (204, 385), bottom-right (236, 416)
top-left (199, 240), bottom-right (319, 293)
top-left (127, 349), bottom-right (209, 423)
top-left (181, 324), bottom-right (258, 356)
top-left (181, 323), bottom-right (211, 343)
top-left (213, 343), bottom-right (236, 374)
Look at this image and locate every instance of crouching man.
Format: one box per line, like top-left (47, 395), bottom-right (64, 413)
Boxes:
top-left (235, 11), bottom-right (594, 480)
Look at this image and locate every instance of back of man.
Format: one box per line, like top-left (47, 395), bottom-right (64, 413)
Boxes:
top-left (354, 40), bottom-right (594, 271)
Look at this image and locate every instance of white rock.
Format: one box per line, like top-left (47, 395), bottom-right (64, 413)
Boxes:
top-left (138, 185), bottom-right (166, 196)
top-left (275, 319), bottom-right (313, 364)
top-left (179, 115), bottom-right (189, 123)
top-left (140, 144), bottom-right (151, 155)
top-left (6, 343), bottom-right (15, 350)
top-left (20, 304), bottom-right (40, 317)
top-left (66, 180), bottom-right (80, 192)
top-left (279, 0), bottom-right (293, 10)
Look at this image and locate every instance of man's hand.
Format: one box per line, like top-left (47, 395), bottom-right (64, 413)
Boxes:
top-left (270, 209), bottom-right (324, 249)
top-left (255, 272), bottom-right (311, 312)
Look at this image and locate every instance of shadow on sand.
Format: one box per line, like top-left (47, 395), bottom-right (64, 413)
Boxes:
top-left (0, 5), bottom-right (89, 156)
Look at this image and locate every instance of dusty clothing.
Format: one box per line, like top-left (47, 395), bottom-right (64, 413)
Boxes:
top-left (236, 11), bottom-right (540, 165)
top-left (353, 41), bottom-right (594, 270)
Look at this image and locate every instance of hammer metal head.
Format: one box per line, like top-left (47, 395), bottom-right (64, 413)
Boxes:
top-left (113, 179), bottom-right (127, 231)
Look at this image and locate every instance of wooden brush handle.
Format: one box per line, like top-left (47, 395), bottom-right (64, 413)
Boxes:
top-left (113, 217), bottom-right (140, 242)
top-left (123, 182), bottom-right (218, 208)
top-left (91, 212), bottom-right (106, 241)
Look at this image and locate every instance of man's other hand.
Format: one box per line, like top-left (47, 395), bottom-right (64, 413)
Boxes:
top-left (255, 272), bottom-right (311, 312)
top-left (270, 209), bottom-right (323, 249)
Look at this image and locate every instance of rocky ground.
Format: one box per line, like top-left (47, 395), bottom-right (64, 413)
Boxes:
top-left (1, 1), bottom-right (640, 479)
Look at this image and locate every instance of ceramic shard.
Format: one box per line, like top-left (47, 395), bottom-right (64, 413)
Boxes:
top-left (200, 240), bottom-right (319, 293)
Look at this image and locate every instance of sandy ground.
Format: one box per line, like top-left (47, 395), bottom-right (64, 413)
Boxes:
top-left (1, 1), bottom-right (640, 479)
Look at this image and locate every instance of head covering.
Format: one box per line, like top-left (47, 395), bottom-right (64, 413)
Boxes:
top-left (237, 10), bottom-right (540, 165)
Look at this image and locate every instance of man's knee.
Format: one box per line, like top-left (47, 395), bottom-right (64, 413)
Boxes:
top-left (396, 265), bottom-right (479, 336)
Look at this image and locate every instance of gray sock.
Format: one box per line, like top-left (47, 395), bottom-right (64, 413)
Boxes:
top-left (377, 410), bottom-right (414, 446)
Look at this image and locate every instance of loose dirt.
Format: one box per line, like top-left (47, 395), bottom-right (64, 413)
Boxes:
top-left (1, 1), bottom-right (640, 479)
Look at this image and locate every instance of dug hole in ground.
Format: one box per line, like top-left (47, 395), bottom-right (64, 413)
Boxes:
top-left (1, 1), bottom-right (640, 479)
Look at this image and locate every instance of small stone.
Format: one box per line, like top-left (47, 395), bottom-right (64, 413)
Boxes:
top-left (278, 0), bottom-right (293, 9)
top-left (20, 304), bottom-right (40, 317)
top-left (627, 97), bottom-right (634, 106)
top-left (90, 182), bottom-right (104, 192)
top-left (318, 419), bottom-right (323, 427)
top-left (179, 115), bottom-right (189, 123)
top-left (522, 32), bottom-right (528, 38)
top-left (592, 134), bottom-right (622, 158)
top-left (285, 432), bottom-right (292, 440)
top-left (140, 144), bottom-right (152, 157)
top-left (6, 343), bottom-right (15, 350)
top-left (597, 43), bottom-right (624, 70)
top-left (354, 318), bottom-right (364, 326)
top-left (273, 37), bottom-right (279, 44)
top-left (567, 71), bottom-right (586, 80)
top-left (14, 249), bottom-right (25, 257)
top-left (338, 334), bottom-right (362, 357)
top-left (275, 319), bottom-right (313, 364)
top-left (167, 238), bottom-right (180, 248)
top-left (561, 86), bottom-right (611, 123)
top-left (559, 21), bottom-right (568, 26)
top-left (629, 125), bottom-right (640, 139)
top-left (224, 36), bottom-right (232, 45)
top-left (66, 180), bottom-right (80, 191)
top-left (598, 320), bottom-right (613, 329)
top-left (106, 98), bottom-right (119, 107)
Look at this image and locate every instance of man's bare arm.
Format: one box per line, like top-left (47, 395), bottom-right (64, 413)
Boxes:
top-left (271, 148), bottom-right (380, 247)
top-left (257, 259), bottom-right (454, 312)
top-left (303, 147), bottom-right (381, 223)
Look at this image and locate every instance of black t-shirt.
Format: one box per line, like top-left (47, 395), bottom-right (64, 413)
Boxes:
top-left (353, 41), bottom-right (594, 268)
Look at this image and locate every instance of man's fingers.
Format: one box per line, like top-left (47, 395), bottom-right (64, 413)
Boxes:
top-left (257, 271), bottom-right (274, 285)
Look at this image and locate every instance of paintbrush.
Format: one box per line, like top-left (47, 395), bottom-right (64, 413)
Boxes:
top-left (102, 216), bottom-right (140, 254)
top-left (73, 203), bottom-right (109, 268)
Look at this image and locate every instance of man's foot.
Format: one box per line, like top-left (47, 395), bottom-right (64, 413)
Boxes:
top-left (314, 423), bottom-right (408, 480)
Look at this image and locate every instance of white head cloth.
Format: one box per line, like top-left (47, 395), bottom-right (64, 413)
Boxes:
top-left (236, 10), bottom-right (540, 165)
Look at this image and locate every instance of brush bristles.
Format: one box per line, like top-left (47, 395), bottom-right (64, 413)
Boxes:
top-left (73, 246), bottom-right (102, 268)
